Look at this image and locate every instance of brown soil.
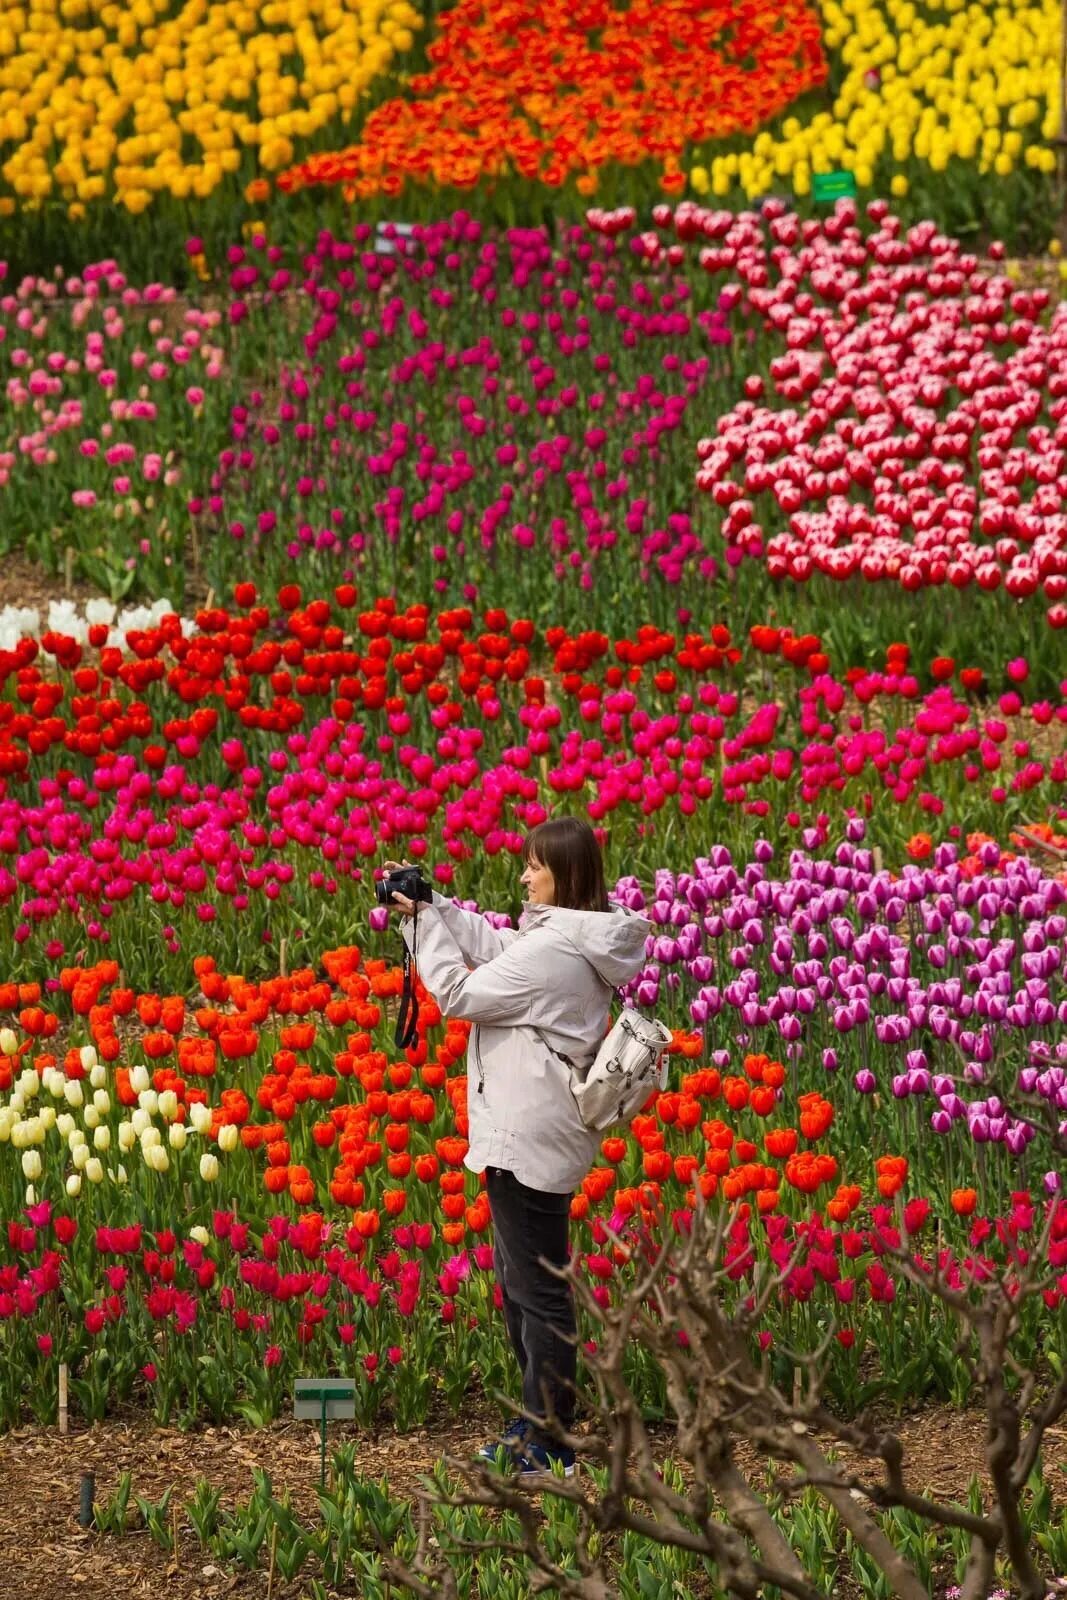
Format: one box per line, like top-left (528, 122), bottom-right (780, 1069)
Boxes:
top-left (0, 550), bottom-right (99, 615)
top-left (3, 1402), bottom-right (1066, 1600)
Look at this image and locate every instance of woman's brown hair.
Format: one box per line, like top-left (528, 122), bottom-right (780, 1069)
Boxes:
top-left (522, 817), bottom-right (609, 912)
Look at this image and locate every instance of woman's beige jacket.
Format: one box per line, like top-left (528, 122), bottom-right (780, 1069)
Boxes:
top-left (402, 893), bottom-right (650, 1192)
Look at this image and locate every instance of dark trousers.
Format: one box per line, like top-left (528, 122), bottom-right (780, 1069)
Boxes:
top-left (485, 1166), bottom-right (577, 1444)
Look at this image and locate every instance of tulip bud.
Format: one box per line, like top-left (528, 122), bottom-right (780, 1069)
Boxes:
top-left (10, 1121), bottom-right (27, 1150)
top-left (8, 1091), bottom-right (24, 1116)
top-left (89, 1064), bottom-right (107, 1090)
top-left (145, 1144), bottom-right (169, 1174)
top-left (140, 1125), bottom-right (161, 1150)
top-left (38, 1106), bottom-right (56, 1132)
top-left (189, 1102), bottom-right (212, 1134)
top-left (129, 1064), bottom-right (150, 1094)
top-left (168, 1123), bottom-right (187, 1151)
top-left (83, 1105), bottom-right (100, 1131)
top-left (199, 1153), bottom-right (219, 1183)
top-left (118, 1120), bottom-right (136, 1152)
top-left (72, 1143), bottom-right (90, 1171)
top-left (138, 1089), bottom-right (159, 1116)
top-left (158, 1090), bottom-right (178, 1121)
top-left (66, 1173), bottom-right (82, 1198)
top-left (56, 1112), bottom-right (75, 1140)
top-left (79, 1045), bottom-right (98, 1073)
top-left (44, 1068), bottom-right (65, 1097)
top-left (18, 1068), bottom-right (39, 1099)
top-left (93, 1090), bottom-right (110, 1115)
top-left (94, 1125), bottom-right (111, 1152)
top-left (218, 1123), bottom-right (239, 1153)
top-left (189, 1225), bottom-right (210, 1246)
top-left (0, 1028), bottom-right (18, 1055)
top-left (131, 1108), bottom-right (150, 1137)
top-left (85, 1157), bottom-right (104, 1185)
top-left (21, 1150), bottom-right (42, 1181)
top-left (64, 1080), bottom-right (84, 1109)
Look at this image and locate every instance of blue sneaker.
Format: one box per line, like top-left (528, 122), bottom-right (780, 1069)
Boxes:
top-left (516, 1440), bottom-right (576, 1478)
top-left (476, 1415), bottom-right (532, 1466)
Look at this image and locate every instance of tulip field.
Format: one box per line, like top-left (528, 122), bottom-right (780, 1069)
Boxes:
top-left (2, 0), bottom-right (1067, 1594)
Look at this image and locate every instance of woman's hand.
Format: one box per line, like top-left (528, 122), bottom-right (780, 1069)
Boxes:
top-left (382, 859), bottom-right (418, 917)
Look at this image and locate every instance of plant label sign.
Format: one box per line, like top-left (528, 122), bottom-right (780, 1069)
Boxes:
top-left (812, 170), bottom-right (857, 203)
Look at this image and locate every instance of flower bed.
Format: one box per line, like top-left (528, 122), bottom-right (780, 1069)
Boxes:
top-left (276, 0), bottom-right (827, 202)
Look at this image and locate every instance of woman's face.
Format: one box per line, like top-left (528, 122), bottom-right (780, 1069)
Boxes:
top-left (521, 852), bottom-right (556, 905)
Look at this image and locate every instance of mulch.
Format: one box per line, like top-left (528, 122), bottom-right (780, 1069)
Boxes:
top-left (4, 1401), bottom-right (1066, 1599)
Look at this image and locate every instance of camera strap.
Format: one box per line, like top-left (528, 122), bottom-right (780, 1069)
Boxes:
top-left (395, 908), bottom-right (419, 1052)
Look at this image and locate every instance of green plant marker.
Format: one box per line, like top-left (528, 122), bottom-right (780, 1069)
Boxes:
top-left (812, 170), bottom-right (857, 203)
top-left (294, 1379), bottom-right (355, 1489)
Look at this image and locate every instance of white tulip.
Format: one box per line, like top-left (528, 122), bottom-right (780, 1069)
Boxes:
top-left (131, 1108), bottom-right (150, 1137)
top-left (64, 1080), bottom-right (84, 1109)
top-left (21, 1150), bottom-right (41, 1181)
top-left (38, 1106), bottom-right (56, 1132)
top-left (8, 1091), bottom-right (24, 1116)
top-left (158, 1089), bottom-right (178, 1121)
top-left (10, 1121), bottom-right (28, 1150)
top-left (129, 1064), bottom-right (150, 1094)
top-left (83, 1105), bottom-right (100, 1131)
top-left (56, 1112), bottom-right (75, 1140)
top-left (18, 1068), bottom-right (39, 1098)
top-left (29, 1116), bottom-right (45, 1145)
top-left (189, 1225), bottom-right (210, 1245)
top-left (44, 1068), bottom-right (65, 1098)
top-left (79, 1045), bottom-right (98, 1073)
top-left (138, 1089), bottom-right (159, 1116)
top-left (89, 1063), bottom-right (107, 1090)
top-left (93, 1089), bottom-right (110, 1116)
top-left (168, 1123), bottom-right (187, 1151)
top-left (145, 1144), bottom-right (169, 1174)
top-left (0, 1110), bottom-right (11, 1144)
top-left (72, 1143), bottom-right (90, 1171)
top-left (199, 1153), bottom-right (219, 1182)
top-left (189, 1102), bottom-right (212, 1134)
top-left (24, 1184), bottom-right (36, 1206)
top-left (118, 1121), bottom-right (136, 1152)
top-left (112, 1164), bottom-right (128, 1186)
top-left (85, 1157), bottom-right (104, 1184)
top-left (140, 1125), bottom-right (162, 1151)
top-left (66, 1173), bottom-right (82, 1198)
top-left (68, 1128), bottom-right (86, 1152)
top-left (218, 1123), bottom-right (239, 1153)
top-left (0, 1027), bottom-right (18, 1055)
top-left (93, 1125), bottom-right (111, 1152)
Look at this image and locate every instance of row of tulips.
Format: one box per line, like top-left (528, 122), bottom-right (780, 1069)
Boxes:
top-left (0, 918), bottom-right (1063, 1427)
top-left (5, 200), bottom-right (1067, 677)
top-left (0, 586), bottom-right (1062, 984)
top-left (4, 0), bottom-right (1063, 272)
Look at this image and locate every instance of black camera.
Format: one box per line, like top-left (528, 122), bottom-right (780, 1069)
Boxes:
top-left (375, 866), bottom-right (433, 908)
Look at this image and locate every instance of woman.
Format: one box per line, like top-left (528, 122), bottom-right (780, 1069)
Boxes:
top-left (385, 817), bottom-right (648, 1476)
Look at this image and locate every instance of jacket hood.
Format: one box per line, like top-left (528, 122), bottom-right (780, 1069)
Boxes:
top-left (519, 901), bottom-right (650, 986)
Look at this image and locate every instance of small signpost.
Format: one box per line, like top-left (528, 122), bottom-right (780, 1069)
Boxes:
top-left (812, 170), bottom-right (857, 204)
top-left (294, 1378), bottom-right (355, 1489)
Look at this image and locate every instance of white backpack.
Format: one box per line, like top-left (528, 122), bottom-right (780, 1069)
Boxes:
top-left (568, 1009), bottom-right (673, 1131)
